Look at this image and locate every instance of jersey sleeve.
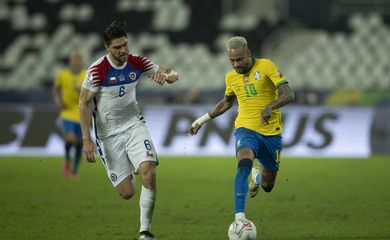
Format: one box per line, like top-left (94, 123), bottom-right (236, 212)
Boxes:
top-left (266, 59), bottom-right (287, 88)
top-left (224, 74), bottom-right (235, 97)
top-left (129, 55), bottom-right (159, 77)
top-left (82, 66), bottom-right (102, 93)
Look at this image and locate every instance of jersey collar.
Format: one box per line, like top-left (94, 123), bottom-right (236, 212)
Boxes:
top-left (106, 54), bottom-right (127, 70)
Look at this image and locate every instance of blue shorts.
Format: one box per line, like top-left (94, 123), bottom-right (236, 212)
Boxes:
top-left (62, 119), bottom-right (82, 138)
top-left (234, 127), bottom-right (282, 171)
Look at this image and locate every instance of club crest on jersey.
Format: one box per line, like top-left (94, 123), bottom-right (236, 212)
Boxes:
top-left (243, 76), bottom-right (249, 85)
top-left (119, 74), bottom-right (125, 82)
top-left (254, 71), bottom-right (261, 80)
top-left (129, 72), bottom-right (137, 80)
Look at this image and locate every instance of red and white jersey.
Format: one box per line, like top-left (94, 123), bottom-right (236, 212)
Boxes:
top-left (82, 54), bottom-right (158, 139)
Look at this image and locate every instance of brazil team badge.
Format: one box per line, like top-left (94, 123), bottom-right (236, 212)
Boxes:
top-left (254, 71), bottom-right (261, 80)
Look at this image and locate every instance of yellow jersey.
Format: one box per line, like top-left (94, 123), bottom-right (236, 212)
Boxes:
top-left (225, 58), bottom-right (287, 136)
top-left (54, 68), bottom-right (86, 122)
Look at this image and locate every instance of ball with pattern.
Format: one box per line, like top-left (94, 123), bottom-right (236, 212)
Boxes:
top-left (228, 218), bottom-right (257, 240)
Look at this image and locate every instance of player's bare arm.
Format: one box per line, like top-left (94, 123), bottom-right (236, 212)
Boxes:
top-left (79, 88), bottom-right (97, 163)
top-left (189, 95), bottom-right (236, 135)
top-left (210, 95), bottom-right (236, 118)
top-left (149, 67), bottom-right (178, 86)
top-left (261, 83), bottom-right (295, 124)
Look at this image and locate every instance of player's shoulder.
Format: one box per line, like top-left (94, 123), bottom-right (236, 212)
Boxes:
top-left (88, 55), bottom-right (110, 73)
top-left (127, 54), bottom-right (152, 65)
top-left (57, 67), bottom-right (71, 76)
top-left (88, 56), bottom-right (108, 70)
top-left (256, 58), bottom-right (275, 66)
top-left (127, 54), bottom-right (156, 72)
top-left (226, 69), bottom-right (237, 79)
top-left (85, 55), bottom-right (111, 82)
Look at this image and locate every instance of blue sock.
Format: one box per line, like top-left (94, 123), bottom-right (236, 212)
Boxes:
top-left (65, 142), bottom-right (72, 161)
top-left (73, 143), bottom-right (82, 173)
top-left (234, 158), bottom-right (253, 214)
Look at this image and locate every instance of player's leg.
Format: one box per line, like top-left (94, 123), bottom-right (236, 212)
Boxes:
top-left (250, 134), bottom-right (282, 196)
top-left (233, 128), bottom-right (258, 220)
top-left (61, 119), bottom-right (76, 176)
top-left (137, 161), bottom-right (157, 240)
top-left (126, 123), bottom-right (157, 239)
top-left (114, 174), bottom-right (136, 200)
top-left (96, 135), bottom-right (136, 199)
top-left (70, 123), bottom-right (83, 179)
top-left (260, 168), bottom-right (277, 192)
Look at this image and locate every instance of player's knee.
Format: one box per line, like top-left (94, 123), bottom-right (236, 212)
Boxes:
top-left (119, 190), bottom-right (135, 200)
top-left (237, 148), bottom-right (255, 160)
top-left (262, 184), bottom-right (274, 193)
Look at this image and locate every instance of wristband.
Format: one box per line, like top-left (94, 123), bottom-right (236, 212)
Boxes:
top-left (191, 113), bottom-right (212, 127)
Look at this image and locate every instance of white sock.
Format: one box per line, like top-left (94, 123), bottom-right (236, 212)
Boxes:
top-left (235, 212), bottom-right (246, 220)
top-left (255, 173), bottom-right (262, 185)
top-left (139, 186), bottom-right (156, 232)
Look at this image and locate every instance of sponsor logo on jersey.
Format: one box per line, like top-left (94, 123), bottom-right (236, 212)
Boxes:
top-left (129, 72), bottom-right (137, 80)
top-left (119, 74), bottom-right (125, 82)
top-left (254, 71), bottom-right (261, 80)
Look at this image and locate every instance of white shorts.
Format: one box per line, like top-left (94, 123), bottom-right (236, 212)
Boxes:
top-left (95, 122), bottom-right (158, 187)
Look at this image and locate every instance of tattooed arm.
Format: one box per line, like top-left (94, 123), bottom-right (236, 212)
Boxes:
top-left (261, 83), bottom-right (295, 124)
top-left (189, 95), bottom-right (236, 135)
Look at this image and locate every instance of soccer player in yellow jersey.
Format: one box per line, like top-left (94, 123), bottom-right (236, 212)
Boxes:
top-left (189, 36), bottom-right (295, 221)
top-left (53, 51), bottom-right (86, 179)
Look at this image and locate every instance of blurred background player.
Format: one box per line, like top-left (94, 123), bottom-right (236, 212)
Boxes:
top-left (79, 21), bottom-right (178, 240)
top-left (189, 36), bottom-right (295, 221)
top-left (53, 51), bottom-right (86, 179)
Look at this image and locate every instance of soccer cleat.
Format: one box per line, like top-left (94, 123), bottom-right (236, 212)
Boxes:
top-left (248, 167), bottom-right (261, 198)
top-left (62, 161), bottom-right (71, 177)
top-left (69, 172), bottom-right (80, 180)
top-left (138, 231), bottom-right (156, 240)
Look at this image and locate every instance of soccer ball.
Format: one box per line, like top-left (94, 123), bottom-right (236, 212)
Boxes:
top-left (228, 218), bottom-right (257, 240)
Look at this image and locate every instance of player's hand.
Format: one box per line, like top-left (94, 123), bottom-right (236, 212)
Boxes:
top-left (188, 113), bottom-right (211, 135)
top-left (261, 106), bottom-right (272, 125)
top-left (188, 123), bottom-right (202, 135)
top-left (150, 72), bottom-right (168, 86)
top-left (83, 138), bottom-right (96, 163)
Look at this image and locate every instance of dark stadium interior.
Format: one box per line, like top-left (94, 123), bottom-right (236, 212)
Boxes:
top-left (1, 0), bottom-right (389, 106)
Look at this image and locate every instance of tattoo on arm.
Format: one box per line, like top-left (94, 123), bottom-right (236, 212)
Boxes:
top-left (209, 95), bottom-right (235, 118)
top-left (271, 83), bottom-right (295, 109)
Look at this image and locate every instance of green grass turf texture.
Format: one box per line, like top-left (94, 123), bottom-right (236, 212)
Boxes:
top-left (0, 155), bottom-right (389, 240)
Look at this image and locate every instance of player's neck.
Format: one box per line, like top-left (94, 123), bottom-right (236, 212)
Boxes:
top-left (107, 54), bottom-right (125, 68)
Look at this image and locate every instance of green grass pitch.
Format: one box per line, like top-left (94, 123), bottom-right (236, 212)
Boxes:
top-left (0, 155), bottom-right (389, 240)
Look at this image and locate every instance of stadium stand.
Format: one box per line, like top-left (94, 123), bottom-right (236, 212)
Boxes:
top-left (0, 0), bottom-right (389, 105)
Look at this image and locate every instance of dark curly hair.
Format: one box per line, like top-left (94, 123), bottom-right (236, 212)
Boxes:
top-left (103, 21), bottom-right (127, 46)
